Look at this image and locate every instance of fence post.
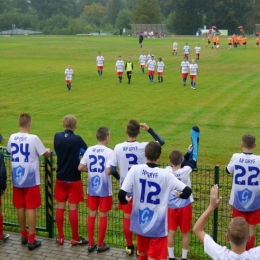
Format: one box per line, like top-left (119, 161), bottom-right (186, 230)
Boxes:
top-left (213, 165), bottom-right (219, 242)
top-left (45, 153), bottom-right (54, 238)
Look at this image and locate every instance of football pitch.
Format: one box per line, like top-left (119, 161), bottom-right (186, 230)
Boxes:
top-left (1, 35), bottom-right (260, 167)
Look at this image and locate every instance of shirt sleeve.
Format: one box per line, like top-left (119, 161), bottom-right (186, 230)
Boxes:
top-left (121, 166), bottom-right (135, 192)
top-left (226, 154), bottom-right (235, 174)
top-left (167, 173), bottom-right (186, 192)
top-left (80, 150), bottom-right (88, 165)
top-left (110, 146), bottom-right (118, 167)
top-left (204, 234), bottom-right (228, 259)
top-left (34, 135), bottom-right (47, 156)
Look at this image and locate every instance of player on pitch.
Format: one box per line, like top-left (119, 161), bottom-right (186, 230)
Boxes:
top-left (65, 64), bottom-right (74, 91)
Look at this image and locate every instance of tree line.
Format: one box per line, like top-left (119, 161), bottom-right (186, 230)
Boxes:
top-left (0, 0), bottom-right (259, 35)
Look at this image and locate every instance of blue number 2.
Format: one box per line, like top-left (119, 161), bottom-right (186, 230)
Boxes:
top-left (234, 165), bottom-right (260, 186)
top-left (139, 179), bottom-right (161, 204)
top-left (11, 143), bottom-right (30, 162)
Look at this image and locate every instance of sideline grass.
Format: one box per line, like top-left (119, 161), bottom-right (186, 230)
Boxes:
top-left (1, 35), bottom-right (260, 167)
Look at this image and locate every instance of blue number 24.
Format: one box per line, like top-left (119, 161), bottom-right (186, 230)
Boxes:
top-left (11, 143), bottom-right (30, 162)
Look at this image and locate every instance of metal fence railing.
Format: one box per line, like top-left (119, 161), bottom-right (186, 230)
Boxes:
top-left (1, 149), bottom-right (260, 259)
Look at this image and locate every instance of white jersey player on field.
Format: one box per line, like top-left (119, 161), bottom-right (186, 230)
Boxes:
top-left (173, 41), bottom-right (178, 55)
top-left (193, 184), bottom-right (260, 260)
top-left (157, 57), bottom-right (165, 83)
top-left (118, 142), bottom-right (192, 260)
top-left (78, 127), bottom-right (113, 253)
top-left (189, 59), bottom-right (199, 90)
top-left (139, 51), bottom-right (147, 74)
top-left (183, 43), bottom-right (190, 61)
top-left (115, 56), bottom-right (124, 83)
top-left (146, 55), bottom-right (156, 83)
top-left (147, 51), bottom-right (154, 61)
top-left (64, 64), bottom-right (74, 91)
top-left (226, 133), bottom-right (260, 250)
top-left (110, 120), bottom-right (165, 256)
top-left (96, 52), bottom-right (104, 76)
top-left (180, 57), bottom-right (190, 86)
top-left (194, 44), bottom-right (201, 61)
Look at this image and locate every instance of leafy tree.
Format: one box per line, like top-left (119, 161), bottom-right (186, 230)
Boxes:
top-left (116, 9), bottom-right (132, 30)
top-left (0, 0), bottom-right (13, 14)
top-left (82, 3), bottom-right (106, 27)
top-left (13, 0), bottom-right (29, 13)
top-left (106, 0), bottom-right (124, 26)
top-left (132, 0), bottom-right (162, 24)
top-left (30, 0), bottom-right (74, 19)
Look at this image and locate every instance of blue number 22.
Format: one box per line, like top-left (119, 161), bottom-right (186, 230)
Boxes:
top-left (234, 165), bottom-right (260, 186)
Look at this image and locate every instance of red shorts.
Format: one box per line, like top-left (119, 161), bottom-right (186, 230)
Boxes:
top-left (148, 70), bottom-right (155, 76)
top-left (13, 186), bottom-right (41, 210)
top-left (137, 234), bottom-right (167, 259)
top-left (54, 180), bottom-right (84, 204)
top-left (182, 73), bottom-right (188, 78)
top-left (168, 204), bottom-right (192, 233)
top-left (117, 72), bottom-right (123, 76)
top-left (140, 65), bottom-right (145, 68)
top-left (190, 75), bottom-right (196, 79)
top-left (196, 53), bottom-right (200, 57)
top-left (232, 207), bottom-right (260, 225)
top-left (158, 72), bottom-right (163, 76)
top-left (118, 199), bottom-right (133, 214)
top-left (66, 80), bottom-right (71, 84)
top-left (184, 54), bottom-right (189, 57)
top-left (97, 66), bottom-right (103, 70)
top-left (173, 49), bottom-right (177, 52)
top-left (87, 194), bottom-right (112, 212)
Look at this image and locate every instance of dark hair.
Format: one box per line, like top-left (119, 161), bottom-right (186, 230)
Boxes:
top-left (242, 134), bottom-right (255, 149)
top-left (145, 141), bottom-right (161, 161)
top-left (96, 127), bottom-right (109, 141)
top-left (169, 150), bottom-right (183, 166)
top-left (127, 120), bottom-right (140, 138)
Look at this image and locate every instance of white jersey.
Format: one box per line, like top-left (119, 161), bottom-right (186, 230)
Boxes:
top-left (80, 144), bottom-right (113, 197)
top-left (121, 164), bottom-right (186, 237)
top-left (167, 166), bottom-right (193, 209)
top-left (147, 60), bottom-right (156, 71)
top-left (65, 68), bottom-right (73, 80)
top-left (7, 132), bottom-right (47, 188)
top-left (147, 54), bottom-right (154, 61)
top-left (227, 153), bottom-right (260, 212)
top-left (96, 56), bottom-right (104, 66)
top-left (190, 63), bottom-right (198, 75)
top-left (110, 141), bottom-right (148, 195)
top-left (139, 55), bottom-right (147, 65)
top-left (204, 234), bottom-right (260, 260)
top-left (180, 61), bottom-right (190, 73)
top-left (116, 60), bottom-right (124, 72)
top-left (157, 61), bottom-right (165, 72)
top-left (173, 42), bottom-right (178, 50)
top-left (195, 46), bottom-right (201, 54)
top-left (183, 45), bottom-right (190, 54)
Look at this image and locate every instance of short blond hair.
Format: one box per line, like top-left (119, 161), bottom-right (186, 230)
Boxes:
top-left (63, 115), bottom-right (77, 130)
top-left (18, 113), bottom-right (31, 128)
top-left (227, 217), bottom-right (249, 246)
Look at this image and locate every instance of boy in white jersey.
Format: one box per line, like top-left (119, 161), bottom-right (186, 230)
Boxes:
top-left (226, 133), bottom-right (260, 250)
top-left (115, 56), bottom-right (124, 83)
top-left (96, 52), bottom-right (104, 76)
top-left (183, 43), bottom-right (190, 61)
top-left (193, 184), bottom-right (260, 260)
top-left (157, 57), bottom-right (165, 83)
top-left (189, 59), bottom-right (199, 90)
top-left (172, 41), bottom-right (178, 55)
top-left (180, 57), bottom-right (190, 86)
top-left (139, 51), bottom-right (146, 74)
top-left (0, 151), bottom-right (9, 243)
top-left (167, 126), bottom-right (200, 260)
top-left (146, 55), bottom-right (156, 83)
top-left (78, 127), bottom-right (112, 253)
top-left (110, 119), bottom-right (165, 256)
top-left (64, 64), bottom-right (74, 91)
top-left (194, 44), bottom-right (201, 61)
top-left (118, 142), bottom-right (192, 260)
top-left (7, 113), bottom-right (51, 250)
top-left (147, 51), bottom-right (154, 61)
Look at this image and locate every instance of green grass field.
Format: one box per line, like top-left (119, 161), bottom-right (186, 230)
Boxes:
top-left (1, 35), bottom-right (260, 258)
top-left (1, 35), bottom-right (260, 168)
